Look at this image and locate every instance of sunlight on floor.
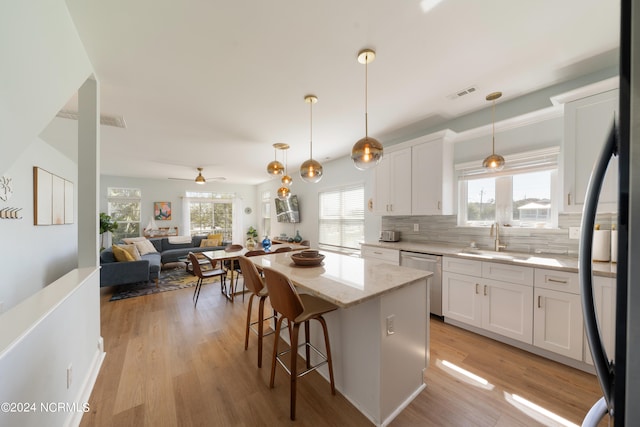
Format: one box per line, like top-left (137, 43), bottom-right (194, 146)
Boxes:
top-left (437, 359), bottom-right (494, 390)
top-left (504, 392), bottom-right (579, 427)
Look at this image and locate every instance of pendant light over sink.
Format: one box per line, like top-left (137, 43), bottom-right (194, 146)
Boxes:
top-left (300, 95), bottom-right (323, 183)
top-left (351, 49), bottom-right (383, 170)
top-left (482, 91), bottom-right (505, 171)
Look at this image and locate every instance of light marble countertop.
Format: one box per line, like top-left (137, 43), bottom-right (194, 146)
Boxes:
top-left (249, 251), bottom-right (432, 308)
top-left (361, 241), bottom-right (617, 278)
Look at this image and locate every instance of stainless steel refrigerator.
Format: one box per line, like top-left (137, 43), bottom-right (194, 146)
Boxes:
top-left (581, 1), bottom-right (640, 425)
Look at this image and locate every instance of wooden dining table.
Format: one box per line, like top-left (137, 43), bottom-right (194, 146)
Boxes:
top-left (201, 243), bottom-right (309, 302)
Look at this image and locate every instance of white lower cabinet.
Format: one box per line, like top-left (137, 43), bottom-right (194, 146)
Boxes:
top-left (533, 287), bottom-right (583, 360)
top-left (361, 245), bottom-right (400, 266)
top-left (443, 258), bottom-right (533, 344)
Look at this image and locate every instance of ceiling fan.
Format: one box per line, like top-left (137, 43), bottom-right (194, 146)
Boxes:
top-left (168, 167), bottom-right (226, 184)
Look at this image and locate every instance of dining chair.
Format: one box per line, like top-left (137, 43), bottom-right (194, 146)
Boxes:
top-left (189, 252), bottom-right (226, 307)
top-left (262, 266), bottom-right (338, 420)
top-left (274, 246), bottom-right (292, 253)
top-left (238, 255), bottom-right (277, 367)
top-left (299, 240), bottom-right (310, 246)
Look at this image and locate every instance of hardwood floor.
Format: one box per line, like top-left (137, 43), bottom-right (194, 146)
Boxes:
top-left (81, 276), bottom-right (608, 426)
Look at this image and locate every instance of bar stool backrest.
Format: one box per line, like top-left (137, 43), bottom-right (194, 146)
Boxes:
top-left (238, 256), bottom-right (264, 295)
top-left (263, 267), bottom-right (304, 321)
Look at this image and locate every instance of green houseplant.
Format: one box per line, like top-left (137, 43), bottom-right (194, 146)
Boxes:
top-left (99, 212), bottom-right (119, 250)
top-left (246, 226), bottom-right (258, 249)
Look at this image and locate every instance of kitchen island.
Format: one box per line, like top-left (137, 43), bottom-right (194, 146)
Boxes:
top-left (249, 251), bottom-right (432, 426)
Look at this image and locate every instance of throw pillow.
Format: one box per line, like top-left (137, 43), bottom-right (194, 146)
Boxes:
top-left (206, 234), bottom-right (223, 246)
top-left (112, 244), bottom-right (135, 262)
top-left (200, 239), bottom-right (221, 248)
top-left (118, 244), bottom-right (141, 260)
top-left (134, 239), bottom-right (158, 255)
top-left (122, 236), bottom-right (147, 244)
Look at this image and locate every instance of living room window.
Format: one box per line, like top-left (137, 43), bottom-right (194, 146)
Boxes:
top-left (186, 192), bottom-right (233, 240)
top-left (456, 148), bottom-right (559, 228)
top-left (318, 184), bottom-right (364, 251)
top-left (107, 187), bottom-right (142, 242)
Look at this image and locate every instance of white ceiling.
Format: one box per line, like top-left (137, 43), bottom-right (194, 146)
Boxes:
top-left (55, 0), bottom-right (620, 185)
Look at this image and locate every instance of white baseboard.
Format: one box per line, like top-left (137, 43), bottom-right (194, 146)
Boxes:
top-left (65, 344), bottom-right (106, 427)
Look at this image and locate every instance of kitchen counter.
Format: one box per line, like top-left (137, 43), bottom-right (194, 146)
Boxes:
top-left (362, 241), bottom-right (617, 278)
top-left (250, 250), bottom-right (431, 308)
top-left (249, 251), bottom-right (431, 426)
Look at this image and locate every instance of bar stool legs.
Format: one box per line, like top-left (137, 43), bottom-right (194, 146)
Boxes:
top-left (270, 315), bottom-right (336, 420)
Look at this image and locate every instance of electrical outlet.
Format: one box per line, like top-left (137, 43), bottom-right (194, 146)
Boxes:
top-left (569, 227), bottom-right (581, 240)
top-left (413, 223), bottom-right (419, 232)
top-left (67, 364), bottom-right (72, 389)
top-left (386, 315), bottom-right (395, 335)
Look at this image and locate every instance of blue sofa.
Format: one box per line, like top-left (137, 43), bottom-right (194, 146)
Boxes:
top-left (99, 235), bottom-right (228, 287)
top-left (147, 235), bottom-right (227, 264)
top-left (99, 246), bottom-right (161, 287)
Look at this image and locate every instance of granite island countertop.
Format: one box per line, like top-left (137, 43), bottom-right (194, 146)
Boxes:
top-left (248, 250), bottom-right (432, 308)
top-left (361, 241), bottom-right (617, 278)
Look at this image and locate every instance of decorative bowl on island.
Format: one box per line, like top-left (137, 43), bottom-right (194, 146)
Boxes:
top-left (291, 251), bottom-right (325, 266)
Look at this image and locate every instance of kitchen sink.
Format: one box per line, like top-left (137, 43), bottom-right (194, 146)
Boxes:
top-left (456, 248), bottom-right (529, 261)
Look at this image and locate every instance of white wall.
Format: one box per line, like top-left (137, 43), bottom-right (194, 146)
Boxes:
top-left (257, 155), bottom-right (381, 247)
top-left (0, 138), bottom-right (79, 310)
top-left (100, 175), bottom-right (258, 243)
top-left (0, 3), bottom-right (102, 427)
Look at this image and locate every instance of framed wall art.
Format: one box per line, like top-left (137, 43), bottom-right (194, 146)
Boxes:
top-left (33, 166), bottom-right (74, 225)
top-left (154, 201), bottom-right (171, 220)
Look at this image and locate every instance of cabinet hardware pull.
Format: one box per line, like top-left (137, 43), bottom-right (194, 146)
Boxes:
top-left (567, 193), bottom-right (571, 205)
top-left (483, 285), bottom-right (487, 296)
top-left (547, 278), bottom-right (568, 284)
top-left (438, 201), bottom-right (441, 210)
top-left (475, 283), bottom-right (479, 294)
top-left (373, 251), bottom-right (382, 255)
top-left (538, 295), bottom-right (542, 308)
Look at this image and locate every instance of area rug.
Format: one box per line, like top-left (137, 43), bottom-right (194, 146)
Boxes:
top-left (109, 266), bottom-right (204, 301)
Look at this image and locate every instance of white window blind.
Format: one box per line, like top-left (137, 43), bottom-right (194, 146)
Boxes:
top-left (318, 185), bottom-right (364, 250)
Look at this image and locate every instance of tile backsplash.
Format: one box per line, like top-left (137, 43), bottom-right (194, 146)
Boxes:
top-left (381, 213), bottom-right (617, 258)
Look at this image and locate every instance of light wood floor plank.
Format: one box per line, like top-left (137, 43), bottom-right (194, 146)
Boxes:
top-left (81, 276), bottom-right (608, 426)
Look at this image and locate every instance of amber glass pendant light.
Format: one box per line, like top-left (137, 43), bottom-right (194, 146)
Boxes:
top-left (277, 144), bottom-right (292, 200)
top-left (482, 91), bottom-right (505, 171)
top-left (351, 49), bottom-right (383, 170)
top-left (267, 143), bottom-right (287, 176)
top-left (300, 95), bottom-right (323, 183)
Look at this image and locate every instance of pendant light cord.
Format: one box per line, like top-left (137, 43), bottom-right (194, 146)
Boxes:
top-left (491, 99), bottom-right (496, 155)
top-left (365, 53), bottom-right (369, 138)
top-left (309, 100), bottom-right (313, 159)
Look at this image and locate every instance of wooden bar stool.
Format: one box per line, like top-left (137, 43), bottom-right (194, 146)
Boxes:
top-left (262, 266), bottom-right (338, 420)
top-left (238, 255), bottom-right (277, 368)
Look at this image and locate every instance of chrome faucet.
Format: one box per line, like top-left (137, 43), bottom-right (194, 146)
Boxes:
top-left (490, 223), bottom-right (507, 252)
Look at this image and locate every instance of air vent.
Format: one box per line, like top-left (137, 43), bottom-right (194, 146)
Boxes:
top-left (446, 86), bottom-right (478, 100)
top-left (56, 109), bottom-right (127, 128)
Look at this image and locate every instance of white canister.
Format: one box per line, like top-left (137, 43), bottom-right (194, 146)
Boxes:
top-left (611, 230), bottom-right (618, 263)
top-left (593, 229), bottom-right (611, 262)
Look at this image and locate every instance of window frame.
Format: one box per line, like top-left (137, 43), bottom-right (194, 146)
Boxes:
top-left (318, 183), bottom-right (365, 252)
top-left (107, 187), bottom-right (142, 242)
top-left (456, 148), bottom-right (559, 229)
top-left (187, 197), bottom-right (233, 240)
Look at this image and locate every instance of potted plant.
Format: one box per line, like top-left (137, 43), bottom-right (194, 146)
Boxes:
top-left (99, 212), bottom-right (118, 250)
top-left (246, 226), bottom-right (258, 249)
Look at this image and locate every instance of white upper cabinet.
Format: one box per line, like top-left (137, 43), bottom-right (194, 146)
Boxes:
top-left (373, 130), bottom-right (454, 216)
top-left (411, 136), bottom-right (454, 215)
top-left (373, 147), bottom-right (412, 215)
top-left (561, 85), bottom-right (619, 213)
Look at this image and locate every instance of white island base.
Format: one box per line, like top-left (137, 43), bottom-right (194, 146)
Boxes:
top-left (283, 278), bottom-right (429, 426)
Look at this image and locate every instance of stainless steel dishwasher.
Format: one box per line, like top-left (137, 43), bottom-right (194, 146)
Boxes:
top-left (400, 251), bottom-right (442, 316)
